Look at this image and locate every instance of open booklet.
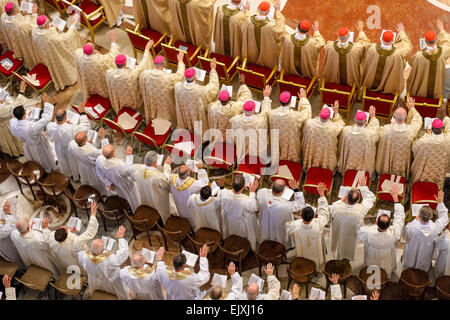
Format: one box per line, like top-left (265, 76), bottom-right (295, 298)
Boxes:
top-left (181, 250), bottom-right (199, 268)
top-left (20, 1), bottom-right (33, 14)
top-left (141, 247), bottom-right (156, 264)
top-left (185, 159), bottom-right (199, 173)
top-left (210, 181), bottom-right (220, 196)
top-left (251, 100), bottom-right (262, 113)
top-left (32, 218), bottom-right (43, 231)
top-left (338, 186), bottom-right (350, 198)
top-left (424, 117), bottom-right (437, 130)
top-left (52, 16), bottom-right (66, 31)
top-left (377, 209), bottom-right (391, 219)
top-left (87, 129), bottom-right (98, 144)
top-left (412, 203), bottom-right (427, 217)
top-left (125, 55), bottom-right (136, 69)
top-left (309, 287), bottom-right (326, 300)
top-left (220, 84), bottom-right (233, 97)
top-left (248, 273), bottom-right (264, 292)
top-left (66, 217), bottom-right (82, 232)
top-left (174, 141), bottom-right (195, 155)
top-left (280, 289), bottom-right (292, 300)
top-left (101, 236), bottom-right (116, 252)
top-left (211, 273), bottom-right (227, 288)
top-left (193, 67), bottom-right (207, 82)
top-left (66, 109), bottom-right (80, 124)
top-left (281, 186), bottom-right (294, 201)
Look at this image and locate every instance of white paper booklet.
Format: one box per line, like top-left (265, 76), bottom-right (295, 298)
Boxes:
top-left (193, 67), bottom-right (206, 82)
top-left (0, 88), bottom-right (9, 101)
top-left (281, 186), bottom-right (294, 201)
top-left (163, 68), bottom-right (172, 74)
top-left (352, 295), bottom-right (368, 300)
top-left (305, 204), bottom-right (317, 213)
top-left (20, 1), bottom-right (33, 14)
top-left (93, 103), bottom-right (105, 115)
top-left (178, 45), bottom-right (188, 52)
top-left (67, 217), bottom-right (82, 232)
top-left (66, 109), bottom-right (80, 124)
top-left (309, 287), bottom-right (326, 300)
top-left (185, 159), bottom-right (199, 173)
top-left (174, 141), bottom-right (194, 155)
top-left (424, 117), bottom-right (437, 130)
top-left (289, 96), bottom-right (297, 108)
top-left (220, 84), bottom-right (233, 97)
top-left (210, 181), bottom-right (220, 196)
top-left (125, 154), bottom-right (134, 165)
top-left (151, 118), bottom-right (171, 135)
top-left (124, 0), bottom-right (133, 6)
top-left (243, 172), bottom-right (255, 187)
top-left (377, 209), bottom-right (391, 219)
top-left (211, 273), bottom-right (227, 288)
top-left (348, 31), bottom-right (354, 43)
top-left (412, 203), bottom-right (426, 217)
top-left (117, 112), bottom-right (138, 130)
top-left (52, 16), bottom-right (66, 31)
top-left (87, 129), bottom-right (98, 144)
top-left (101, 236), bottom-right (116, 252)
top-left (156, 154), bottom-right (164, 166)
top-left (252, 100), bottom-right (262, 113)
top-left (125, 55), bottom-right (136, 69)
top-left (32, 218), bottom-right (42, 231)
top-left (85, 107), bottom-right (98, 119)
top-left (419, 38), bottom-right (426, 50)
top-left (248, 274), bottom-right (264, 292)
top-left (280, 290), bottom-right (292, 300)
top-left (31, 107), bottom-right (41, 120)
top-left (322, 104), bottom-right (334, 119)
top-left (338, 186), bottom-right (350, 198)
top-left (141, 248), bottom-right (156, 264)
top-left (181, 250), bottom-right (199, 267)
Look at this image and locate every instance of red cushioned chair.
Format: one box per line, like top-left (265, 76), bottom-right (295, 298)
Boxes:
top-left (376, 174), bottom-right (406, 204)
top-left (411, 181), bottom-right (438, 211)
top-left (103, 107), bottom-right (143, 145)
top-left (342, 170), bottom-right (370, 187)
top-left (125, 23), bottom-right (167, 58)
top-left (163, 131), bottom-right (201, 159)
top-left (12, 63), bottom-right (52, 95)
top-left (63, 0), bottom-right (106, 43)
top-left (233, 154), bottom-right (267, 187)
top-left (133, 119), bottom-right (172, 155)
top-left (406, 93), bottom-right (443, 119)
top-left (277, 69), bottom-right (317, 100)
top-left (198, 49), bottom-right (239, 85)
top-left (361, 86), bottom-right (398, 121)
top-left (161, 36), bottom-right (202, 68)
top-left (72, 94), bottom-right (112, 129)
top-left (43, 0), bottom-right (68, 16)
top-left (269, 160), bottom-right (302, 185)
top-left (303, 167), bottom-right (333, 201)
top-left (237, 58), bottom-right (277, 93)
top-left (319, 78), bottom-right (356, 124)
top-left (204, 142), bottom-right (236, 173)
top-left (0, 51), bottom-right (23, 94)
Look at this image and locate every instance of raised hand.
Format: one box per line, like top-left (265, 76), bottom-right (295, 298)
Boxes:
top-left (358, 174), bottom-right (367, 187)
top-left (264, 263), bottom-right (274, 276)
top-left (227, 261), bottom-right (236, 275)
top-left (249, 177), bottom-right (259, 192)
top-left (239, 73), bottom-right (246, 85)
top-left (298, 88), bottom-right (307, 99)
top-left (98, 127), bottom-right (106, 140)
top-left (357, 20), bottom-right (364, 32)
top-left (316, 182), bottom-right (326, 197)
top-left (2, 274), bottom-right (11, 288)
top-left (312, 20), bottom-right (319, 32)
top-left (177, 51), bottom-right (184, 62)
top-left (390, 183), bottom-right (400, 202)
top-left (332, 100), bottom-right (339, 114)
top-left (41, 217), bottom-right (49, 229)
top-left (126, 146), bottom-right (133, 155)
top-left (3, 201), bottom-right (11, 214)
top-left (406, 97), bottom-right (415, 110)
top-left (328, 273), bottom-right (340, 284)
top-left (164, 155), bottom-right (172, 165)
top-left (156, 246), bottom-right (165, 261)
top-left (290, 283), bottom-right (299, 300)
top-left (436, 18), bottom-right (444, 32)
top-left (371, 290), bottom-right (380, 300)
top-left (288, 179), bottom-right (299, 190)
top-left (91, 201), bottom-right (98, 216)
top-left (78, 102), bottom-right (85, 114)
top-left (263, 85), bottom-right (272, 97)
top-left (42, 92), bottom-right (49, 103)
top-left (196, 160), bottom-right (204, 170)
top-left (396, 22), bottom-right (404, 33)
top-left (435, 190), bottom-right (444, 203)
top-left (369, 105), bottom-right (376, 118)
top-left (217, 176), bottom-right (225, 187)
top-left (116, 225), bottom-right (125, 239)
top-left (199, 243), bottom-right (208, 257)
top-left (71, 13), bottom-right (79, 26)
top-left (19, 81), bottom-right (27, 94)
top-left (210, 58), bottom-right (217, 71)
top-left (145, 40), bottom-right (154, 51)
top-left (243, 1), bottom-right (250, 11)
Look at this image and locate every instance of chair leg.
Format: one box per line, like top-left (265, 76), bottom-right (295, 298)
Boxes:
top-left (89, 28), bottom-right (95, 43)
top-left (287, 276), bottom-right (292, 290)
top-left (325, 277), bottom-right (330, 296)
top-left (305, 282), bottom-right (309, 299)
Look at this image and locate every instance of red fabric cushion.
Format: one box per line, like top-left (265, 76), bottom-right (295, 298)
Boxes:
top-left (166, 41), bottom-right (199, 66)
top-left (78, 0), bottom-right (103, 26)
top-left (362, 90), bottom-right (396, 117)
top-left (135, 121), bottom-right (172, 148)
top-left (80, 94), bottom-right (111, 120)
top-left (270, 160), bottom-right (302, 184)
top-left (377, 174), bottom-right (406, 202)
top-left (205, 142), bottom-right (236, 169)
top-left (108, 107), bottom-right (142, 134)
top-left (0, 51), bottom-right (23, 76)
top-left (342, 170), bottom-right (370, 187)
top-left (303, 167), bottom-right (333, 195)
top-left (279, 73), bottom-right (314, 98)
top-left (411, 181), bottom-right (438, 210)
top-left (141, 28), bottom-right (164, 53)
top-left (200, 53), bottom-right (238, 80)
top-left (409, 95), bottom-right (440, 118)
top-left (235, 155), bottom-right (267, 177)
top-left (28, 64), bottom-right (51, 89)
top-left (321, 82), bottom-right (354, 108)
top-left (241, 63), bottom-right (275, 89)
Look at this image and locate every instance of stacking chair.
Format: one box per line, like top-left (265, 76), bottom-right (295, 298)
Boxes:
top-left (98, 195), bottom-right (129, 232)
top-left (103, 107), bottom-right (143, 145)
top-left (43, 0), bottom-right (68, 16)
top-left (124, 205), bottom-right (161, 246)
top-left (125, 23), bottom-right (168, 58)
top-left (72, 94), bottom-right (112, 129)
top-left (361, 86), bottom-right (398, 120)
top-left (400, 268), bottom-right (432, 299)
top-left (133, 119), bottom-right (173, 155)
top-left (218, 235), bottom-right (251, 274)
top-left (90, 290), bottom-right (118, 300)
top-left (376, 174), bottom-right (406, 204)
top-left (269, 160), bottom-right (302, 185)
top-left (324, 259), bottom-right (352, 299)
top-left (50, 272), bottom-right (88, 300)
top-left (406, 93), bottom-right (443, 118)
top-left (65, 184), bottom-right (102, 219)
top-left (254, 240), bottom-right (286, 278)
top-left (277, 69), bottom-right (317, 99)
top-left (12, 64), bottom-right (53, 95)
top-left (435, 276), bottom-right (450, 300)
top-left (303, 167), bottom-right (333, 202)
top-left (35, 171), bottom-right (70, 206)
top-left (156, 216), bottom-right (192, 252)
top-left (358, 265), bottom-right (388, 295)
top-left (286, 257), bottom-right (316, 298)
top-left (319, 78), bottom-right (357, 124)
top-left (6, 161), bottom-right (44, 201)
top-left (237, 58), bottom-right (277, 93)
top-left (198, 49), bottom-right (240, 84)
top-left (0, 257), bottom-right (19, 280)
top-left (0, 51), bottom-right (24, 94)
top-left (15, 265), bottom-right (53, 299)
top-left (204, 141), bottom-right (236, 174)
top-left (161, 36), bottom-right (202, 67)
top-left (187, 227), bottom-right (222, 256)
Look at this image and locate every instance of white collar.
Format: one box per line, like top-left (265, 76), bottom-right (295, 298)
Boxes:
top-left (256, 15), bottom-right (267, 20)
top-left (380, 42), bottom-right (393, 50)
top-left (338, 38), bottom-right (350, 47)
top-left (184, 80), bottom-right (195, 86)
top-left (243, 113), bottom-right (255, 119)
top-left (426, 44), bottom-right (437, 51)
top-left (227, 3), bottom-right (238, 9)
top-left (295, 32), bottom-right (307, 40)
top-left (353, 125), bottom-right (365, 130)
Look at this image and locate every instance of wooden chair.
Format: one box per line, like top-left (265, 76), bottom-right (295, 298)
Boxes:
top-left (35, 171), bottom-right (70, 206)
top-left (269, 160), bottom-right (302, 185)
top-left (400, 268), bottom-right (432, 299)
top-left (133, 119), bottom-right (173, 156)
top-left (98, 195), bottom-right (129, 232)
top-left (342, 169), bottom-right (370, 187)
top-left (277, 69), bottom-right (317, 99)
top-left (319, 79), bottom-right (357, 124)
top-left (303, 167), bottom-right (333, 202)
top-left (254, 240), bottom-right (286, 278)
top-left (12, 64), bottom-right (53, 96)
top-left (50, 272), bottom-right (88, 300)
top-left (187, 227), bottom-right (222, 255)
top-left (161, 36), bottom-right (202, 67)
top-left (358, 265), bottom-right (388, 295)
top-left (376, 174), bottom-right (406, 205)
top-left (286, 257), bottom-right (316, 298)
top-left (361, 86), bottom-right (398, 120)
top-left (43, 0), bottom-right (69, 16)
top-left (407, 93), bottom-right (443, 119)
top-left (124, 205), bottom-right (161, 246)
top-left (204, 142), bottom-right (236, 174)
top-left (15, 265), bottom-right (53, 298)
top-left (324, 259), bottom-right (352, 299)
top-left (0, 51), bottom-right (24, 94)
top-left (125, 23), bottom-right (168, 58)
top-left (0, 257), bottom-right (19, 279)
top-left (90, 290), bottom-right (118, 300)
top-left (62, 0), bottom-right (106, 43)
top-left (237, 58), bottom-right (277, 93)
top-left (103, 107), bottom-right (143, 146)
top-left (72, 94), bottom-right (112, 129)
top-left (198, 49), bottom-right (239, 84)
top-left (436, 276), bottom-right (450, 300)
top-left (65, 184), bottom-right (102, 219)
top-left (218, 235), bottom-right (251, 274)
top-left (6, 161), bottom-right (44, 200)
top-left (156, 216), bottom-right (192, 252)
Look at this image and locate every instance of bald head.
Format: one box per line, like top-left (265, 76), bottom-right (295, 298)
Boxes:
top-left (16, 218), bottom-right (29, 234)
top-left (272, 179), bottom-right (286, 196)
top-left (55, 110), bottom-right (66, 123)
top-left (394, 107), bottom-right (407, 124)
top-left (209, 286), bottom-right (223, 300)
top-left (102, 144), bottom-right (115, 159)
top-left (75, 131), bottom-right (87, 146)
top-left (131, 251), bottom-right (146, 268)
top-left (247, 283), bottom-right (259, 300)
top-left (91, 238), bottom-right (104, 256)
top-left (179, 165), bottom-right (190, 180)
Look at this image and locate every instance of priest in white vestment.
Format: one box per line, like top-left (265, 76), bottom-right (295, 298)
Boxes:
top-left (257, 179), bottom-right (305, 249)
top-left (78, 226), bottom-right (130, 300)
top-left (286, 183), bottom-right (331, 271)
top-left (44, 202), bottom-right (99, 275)
top-left (75, 31), bottom-right (119, 100)
top-left (170, 162), bottom-right (209, 227)
top-left (139, 53), bottom-right (185, 125)
top-left (357, 184), bottom-right (405, 277)
top-left (218, 174), bottom-right (260, 249)
top-left (46, 105), bottom-right (90, 178)
top-left (156, 245), bottom-right (210, 300)
top-left (68, 128), bottom-right (109, 192)
top-left (133, 151), bottom-right (172, 223)
top-left (434, 225), bottom-right (450, 278)
top-left (10, 217), bottom-right (60, 276)
top-left (120, 250), bottom-right (164, 300)
top-left (9, 97), bottom-right (57, 172)
top-left (174, 61), bottom-right (220, 135)
top-left (0, 201), bottom-right (24, 268)
top-left (187, 185), bottom-right (222, 233)
top-left (31, 14), bottom-right (81, 91)
top-left (95, 145), bottom-right (141, 212)
top-left (106, 40), bottom-right (153, 114)
top-left (325, 175), bottom-right (376, 261)
top-left (402, 191), bottom-right (448, 272)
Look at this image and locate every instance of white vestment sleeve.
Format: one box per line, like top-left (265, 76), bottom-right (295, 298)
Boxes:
top-left (156, 260), bottom-right (170, 288)
top-left (263, 275), bottom-right (280, 300)
top-left (434, 203), bottom-right (449, 235)
top-left (290, 191), bottom-right (306, 212)
top-left (73, 114), bottom-right (91, 134)
top-left (227, 272), bottom-right (243, 300)
top-left (95, 160), bottom-right (112, 188)
top-left (194, 257), bottom-right (210, 287)
top-left (29, 102), bottom-right (53, 135)
top-left (391, 203), bottom-right (406, 239)
top-left (317, 195), bottom-right (331, 228)
top-left (196, 169), bottom-right (209, 186)
top-left (108, 238), bottom-right (129, 266)
top-left (75, 215), bottom-right (99, 246)
top-left (359, 186), bottom-right (376, 216)
top-left (100, 138), bottom-right (110, 148)
top-left (246, 192), bottom-right (259, 213)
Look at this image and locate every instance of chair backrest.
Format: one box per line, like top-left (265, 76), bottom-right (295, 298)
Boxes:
top-left (320, 78), bottom-right (356, 109)
top-left (156, 222), bottom-right (184, 252)
top-left (161, 37), bottom-right (197, 66)
top-left (218, 243), bottom-right (245, 261)
top-left (407, 93), bottom-right (443, 118)
top-left (102, 117), bottom-right (126, 136)
top-left (133, 131), bottom-right (158, 148)
top-left (198, 56), bottom-right (229, 80)
top-left (186, 233), bottom-right (217, 255)
top-left (237, 62), bottom-right (266, 90)
top-left (362, 86), bottom-right (398, 118)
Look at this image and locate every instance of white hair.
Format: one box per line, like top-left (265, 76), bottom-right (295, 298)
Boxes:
top-left (144, 151), bottom-right (158, 166)
top-left (131, 251), bottom-right (145, 268)
top-left (91, 239), bottom-right (104, 256)
top-left (16, 218), bottom-right (29, 234)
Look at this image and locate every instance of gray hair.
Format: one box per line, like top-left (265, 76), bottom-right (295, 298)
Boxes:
top-left (394, 108), bottom-right (407, 123)
top-left (355, 120), bottom-right (366, 127)
top-left (91, 239), bottom-right (104, 256)
top-left (16, 218), bottom-right (29, 234)
top-left (131, 251), bottom-right (146, 268)
top-left (144, 151), bottom-right (158, 167)
top-left (419, 206), bottom-right (433, 223)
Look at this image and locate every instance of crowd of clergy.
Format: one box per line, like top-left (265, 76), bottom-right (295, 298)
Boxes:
top-left (0, 0), bottom-right (449, 300)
